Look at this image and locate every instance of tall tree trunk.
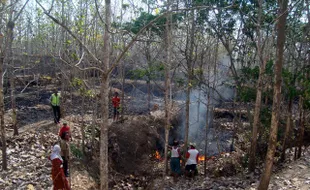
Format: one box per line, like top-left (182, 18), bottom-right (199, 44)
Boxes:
top-left (249, 60), bottom-right (266, 171)
top-left (0, 35), bottom-right (7, 170)
top-left (280, 98), bottom-right (292, 161)
top-left (81, 81), bottom-right (86, 154)
top-left (184, 78), bottom-right (190, 156)
top-left (100, 0), bottom-right (111, 189)
top-left (10, 75), bottom-right (17, 136)
top-left (249, 0), bottom-right (267, 172)
top-left (163, 0), bottom-right (171, 176)
top-left (297, 96), bottom-right (304, 158)
top-left (7, 22), bottom-right (18, 136)
top-left (184, 5), bottom-right (196, 159)
top-left (120, 0), bottom-right (125, 118)
top-left (258, 0), bottom-right (288, 189)
top-left (204, 86), bottom-right (210, 176)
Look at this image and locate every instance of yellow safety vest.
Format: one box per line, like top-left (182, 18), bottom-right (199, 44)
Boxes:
top-left (51, 93), bottom-right (60, 106)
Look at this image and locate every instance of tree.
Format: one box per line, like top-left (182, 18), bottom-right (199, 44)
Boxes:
top-left (183, 0), bottom-right (197, 160)
top-left (0, 2), bottom-right (7, 171)
top-left (258, 0), bottom-right (289, 189)
top-left (6, 0), bottom-right (30, 136)
top-left (99, 0), bottom-right (111, 189)
top-left (163, 0), bottom-right (172, 176)
top-left (248, 0), bottom-right (270, 172)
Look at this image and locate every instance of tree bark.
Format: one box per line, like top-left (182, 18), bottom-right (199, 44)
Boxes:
top-left (280, 98), bottom-right (292, 161)
top-left (163, 0), bottom-right (172, 176)
top-left (100, 0), bottom-right (111, 189)
top-left (184, 4), bottom-right (196, 160)
top-left (297, 96), bottom-right (304, 158)
top-left (258, 0), bottom-right (289, 189)
top-left (6, 22), bottom-right (18, 136)
top-left (0, 35), bottom-right (7, 170)
top-left (184, 78), bottom-right (190, 157)
top-left (249, 0), bottom-right (265, 172)
top-left (249, 60), bottom-right (266, 171)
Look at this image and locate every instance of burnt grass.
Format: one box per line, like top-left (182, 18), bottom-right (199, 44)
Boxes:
top-left (3, 83), bottom-right (254, 189)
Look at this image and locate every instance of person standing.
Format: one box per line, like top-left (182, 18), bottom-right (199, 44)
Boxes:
top-left (60, 132), bottom-right (70, 177)
top-left (50, 90), bottom-right (61, 123)
top-left (49, 144), bottom-right (70, 190)
top-left (185, 143), bottom-right (199, 177)
top-left (170, 140), bottom-right (181, 180)
top-left (112, 92), bottom-right (120, 122)
top-left (59, 122), bottom-right (71, 139)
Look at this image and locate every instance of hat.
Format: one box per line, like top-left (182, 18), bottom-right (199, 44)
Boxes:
top-left (189, 142), bottom-right (196, 147)
top-left (63, 121), bottom-right (67, 125)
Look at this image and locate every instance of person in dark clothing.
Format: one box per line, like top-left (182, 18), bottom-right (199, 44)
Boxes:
top-left (60, 132), bottom-right (70, 177)
top-left (170, 140), bottom-right (181, 180)
top-left (50, 90), bottom-right (61, 123)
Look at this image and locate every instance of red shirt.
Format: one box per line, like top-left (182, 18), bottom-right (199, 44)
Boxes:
top-left (59, 125), bottom-right (70, 137)
top-left (112, 96), bottom-right (120, 108)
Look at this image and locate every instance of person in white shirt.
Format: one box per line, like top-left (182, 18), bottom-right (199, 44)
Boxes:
top-left (170, 140), bottom-right (181, 178)
top-left (185, 142), bottom-right (199, 177)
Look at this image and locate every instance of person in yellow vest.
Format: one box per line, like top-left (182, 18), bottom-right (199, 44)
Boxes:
top-left (50, 90), bottom-right (61, 124)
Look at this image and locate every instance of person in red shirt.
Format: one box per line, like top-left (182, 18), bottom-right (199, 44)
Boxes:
top-left (112, 92), bottom-right (121, 122)
top-left (59, 122), bottom-right (71, 139)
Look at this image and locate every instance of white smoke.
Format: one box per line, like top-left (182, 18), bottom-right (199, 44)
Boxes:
top-left (177, 55), bottom-right (236, 155)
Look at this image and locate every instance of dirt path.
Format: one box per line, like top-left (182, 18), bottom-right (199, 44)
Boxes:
top-left (253, 151), bottom-right (310, 190)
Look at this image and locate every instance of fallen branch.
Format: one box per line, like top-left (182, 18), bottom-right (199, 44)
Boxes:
top-left (20, 74), bottom-right (38, 94)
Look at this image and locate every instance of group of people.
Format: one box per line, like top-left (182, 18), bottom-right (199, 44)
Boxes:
top-left (49, 122), bottom-right (71, 190)
top-left (50, 90), bottom-right (121, 124)
top-left (170, 140), bottom-right (200, 180)
top-left (48, 90), bottom-right (121, 189)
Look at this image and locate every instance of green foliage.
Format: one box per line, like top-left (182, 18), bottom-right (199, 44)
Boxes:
top-left (123, 11), bottom-right (182, 37)
top-left (122, 3), bottom-right (129, 10)
top-left (124, 12), bottom-right (158, 35)
top-left (240, 66), bottom-right (259, 80)
top-left (129, 62), bottom-right (164, 81)
top-left (70, 144), bottom-right (83, 159)
top-left (302, 69), bottom-right (310, 109)
top-left (175, 77), bottom-right (185, 87)
top-left (265, 60), bottom-right (274, 75)
top-left (282, 68), bottom-right (298, 99)
top-left (72, 77), bottom-right (83, 87)
top-left (237, 86), bottom-right (256, 102)
top-left (193, 68), bottom-right (204, 76)
top-left (41, 75), bottom-right (52, 80)
top-left (71, 77), bottom-right (94, 97)
top-left (238, 60), bottom-right (274, 103)
top-left (260, 107), bottom-right (271, 128)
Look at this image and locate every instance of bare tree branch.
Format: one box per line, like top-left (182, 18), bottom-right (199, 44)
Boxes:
top-left (13, 0), bottom-right (30, 22)
top-left (58, 50), bottom-right (104, 73)
top-left (36, 0), bottom-right (101, 65)
top-left (75, 52), bottom-right (85, 66)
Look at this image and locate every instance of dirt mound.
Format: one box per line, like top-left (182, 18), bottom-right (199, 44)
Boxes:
top-left (109, 115), bottom-right (165, 175)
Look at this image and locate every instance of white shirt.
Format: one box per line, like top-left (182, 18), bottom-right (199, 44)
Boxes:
top-left (171, 147), bottom-right (180, 158)
top-left (186, 149), bottom-right (199, 165)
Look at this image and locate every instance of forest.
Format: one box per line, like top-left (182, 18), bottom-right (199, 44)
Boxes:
top-left (0, 0), bottom-right (309, 190)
